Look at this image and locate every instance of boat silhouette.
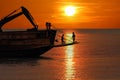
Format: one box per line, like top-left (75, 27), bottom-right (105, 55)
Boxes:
top-left (0, 6), bottom-right (56, 57)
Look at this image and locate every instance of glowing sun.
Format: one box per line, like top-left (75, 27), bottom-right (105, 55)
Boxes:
top-left (65, 6), bottom-right (76, 16)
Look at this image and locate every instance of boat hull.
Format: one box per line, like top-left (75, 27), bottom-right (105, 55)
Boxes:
top-left (0, 46), bottom-right (53, 57)
top-left (0, 30), bottom-right (56, 57)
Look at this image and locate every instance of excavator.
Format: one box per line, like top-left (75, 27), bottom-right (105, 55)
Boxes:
top-left (0, 6), bottom-right (38, 32)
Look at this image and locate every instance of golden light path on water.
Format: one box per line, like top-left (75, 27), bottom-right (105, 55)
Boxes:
top-left (65, 33), bottom-right (75, 80)
top-left (65, 45), bottom-right (75, 80)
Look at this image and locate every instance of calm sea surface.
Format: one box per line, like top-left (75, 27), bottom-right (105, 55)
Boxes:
top-left (0, 29), bottom-right (120, 80)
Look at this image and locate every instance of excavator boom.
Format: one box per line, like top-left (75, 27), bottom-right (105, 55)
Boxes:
top-left (0, 6), bottom-right (38, 32)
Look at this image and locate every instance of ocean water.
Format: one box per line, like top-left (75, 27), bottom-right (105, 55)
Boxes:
top-left (0, 29), bottom-right (120, 80)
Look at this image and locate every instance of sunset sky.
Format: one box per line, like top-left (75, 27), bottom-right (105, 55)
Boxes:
top-left (0, 0), bottom-right (120, 30)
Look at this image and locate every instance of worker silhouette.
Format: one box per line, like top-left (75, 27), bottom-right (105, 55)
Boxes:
top-left (46, 22), bottom-right (52, 37)
top-left (61, 34), bottom-right (65, 44)
top-left (46, 22), bottom-right (51, 30)
top-left (72, 32), bottom-right (75, 42)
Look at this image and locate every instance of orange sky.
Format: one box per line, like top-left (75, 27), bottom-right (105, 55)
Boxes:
top-left (0, 0), bottom-right (120, 30)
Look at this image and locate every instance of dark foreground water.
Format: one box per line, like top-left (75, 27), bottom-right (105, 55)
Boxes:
top-left (0, 29), bottom-right (120, 80)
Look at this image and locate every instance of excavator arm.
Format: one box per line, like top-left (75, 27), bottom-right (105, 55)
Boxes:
top-left (0, 6), bottom-right (38, 32)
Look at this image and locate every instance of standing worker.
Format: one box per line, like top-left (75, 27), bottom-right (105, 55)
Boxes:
top-left (46, 22), bottom-right (49, 30)
top-left (46, 22), bottom-right (52, 37)
top-left (46, 22), bottom-right (51, 30)
top-left (61, 34), bottom-right (64, 44)
top-left (72, 32), bottom-right (75, 42)
top-left (48, 22), bottom-right (51, 30)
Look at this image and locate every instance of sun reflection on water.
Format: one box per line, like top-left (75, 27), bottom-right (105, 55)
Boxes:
top-left (65, 45), bottom-right (75, 80)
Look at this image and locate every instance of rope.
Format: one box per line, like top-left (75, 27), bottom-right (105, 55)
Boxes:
top-left (51, 25), bottom-right (73, 43)
top-left (56, 33), bottom-right (73, 43)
